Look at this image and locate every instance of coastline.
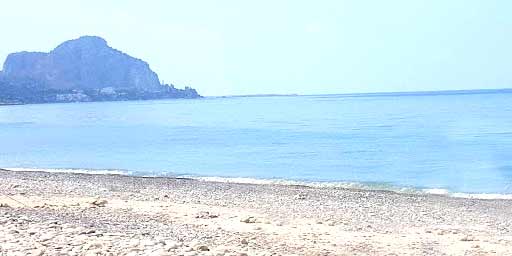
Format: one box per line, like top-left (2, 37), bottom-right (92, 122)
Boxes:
top-left (1, 169), bottom-right (512, 255)
top-left (0, 95), bottom-right (204, 107)
top-left (5, 167), bottom-right (512, 200)
top-left (0, 102), bottom-right (24, 106)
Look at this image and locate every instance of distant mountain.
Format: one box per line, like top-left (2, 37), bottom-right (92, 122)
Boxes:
top-left (0, 36), bottom-right (200, 104)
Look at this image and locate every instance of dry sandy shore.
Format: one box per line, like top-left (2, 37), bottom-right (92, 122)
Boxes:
top-left (1, 169), bottom-right (512, 256)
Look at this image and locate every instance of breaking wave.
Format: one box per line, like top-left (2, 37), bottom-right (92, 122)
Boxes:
top-left (2, 167), bottom-right (512, 200)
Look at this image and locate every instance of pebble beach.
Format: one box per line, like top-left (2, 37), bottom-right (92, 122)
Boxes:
top-left (1, 169), bottom-right (512, 256)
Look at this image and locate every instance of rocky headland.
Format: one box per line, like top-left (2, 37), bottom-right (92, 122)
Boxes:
top-left (0, 36), bottom-right (200, 104)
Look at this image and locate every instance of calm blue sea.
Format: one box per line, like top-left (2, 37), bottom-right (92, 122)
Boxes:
top-left (1, 92), bottom-right (512, 196)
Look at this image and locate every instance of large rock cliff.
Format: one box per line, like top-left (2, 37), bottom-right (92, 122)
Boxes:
top-left (2, 36), bottom-right (163, 91)
top-left (0, 36), bottom-right (200, 103)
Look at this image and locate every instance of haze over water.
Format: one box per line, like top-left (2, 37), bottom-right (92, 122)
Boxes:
top-left (1, 91), bottom-right (512, 195)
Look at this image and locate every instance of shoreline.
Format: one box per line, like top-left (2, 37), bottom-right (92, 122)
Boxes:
top-left (2, 87), bottom-right (512, 107)
top-left (0, 95), bottom-right (204, 107)
top-left (3, 167), bottom-right (512, 201)
top-left (1, 169), bottom-right (512, 255)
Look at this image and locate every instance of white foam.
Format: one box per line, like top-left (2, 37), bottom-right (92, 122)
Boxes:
top-left (182, 175), bottom-right (418, 194)
top-left (3, 168), bottom-right (512, 200)
top-left (422, 188), bottom-right (450, 195)
top-left (448, 192), bottom-right (512, 200)
top-left (3, 167), bottom-right (131, 176)
top-left (192, 176), bottom-right (512, 200)
top-left (183, 176), bottom-right (363, 188)
top-left (422, 188), bottom-right (512, 200)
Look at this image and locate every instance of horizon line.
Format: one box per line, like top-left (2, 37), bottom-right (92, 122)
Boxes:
top-left (208, 87), bottom-right (512, 98)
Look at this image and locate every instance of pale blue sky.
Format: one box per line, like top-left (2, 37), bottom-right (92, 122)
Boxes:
top-left (1, 0), bottom-right (511, 96)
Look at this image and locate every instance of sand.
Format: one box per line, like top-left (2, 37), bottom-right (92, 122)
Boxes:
top-left (1, 169), bottom-right (512, 256)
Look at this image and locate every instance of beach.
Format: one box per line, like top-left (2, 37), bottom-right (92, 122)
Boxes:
top-left (1, 169), bottom-right (512, 256)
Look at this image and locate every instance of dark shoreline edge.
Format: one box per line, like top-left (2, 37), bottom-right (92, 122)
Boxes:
top-left (0, 96), bottom-right (204, 107)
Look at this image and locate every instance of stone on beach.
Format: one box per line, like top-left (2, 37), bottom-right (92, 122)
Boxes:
top-left (89, 197), bottom-right (108, 207)
top-left (195, 211), bottom-right (219, 219)
top-left (38, 233), bottom-right (55, 242)
top-left (29, 249), bottom-right (45, 256)
top-left (240, 216), bottom-right (257, 223)
top-left (460, 235), bottom-right (476, 241)
top-left (196, 245), bottom-right (210, 251)
top-left (294, 193), bottom-right (307, 200)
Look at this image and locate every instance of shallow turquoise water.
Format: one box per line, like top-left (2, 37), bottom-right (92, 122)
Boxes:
top-left (1, 92), bottom-right (512, 194)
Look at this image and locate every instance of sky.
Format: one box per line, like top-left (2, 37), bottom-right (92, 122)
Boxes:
top-left (0, 0), bottom-right (511, 96)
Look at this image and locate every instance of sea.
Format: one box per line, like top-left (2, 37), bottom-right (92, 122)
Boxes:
top-left (1, 90), bottom-right (512, 199)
